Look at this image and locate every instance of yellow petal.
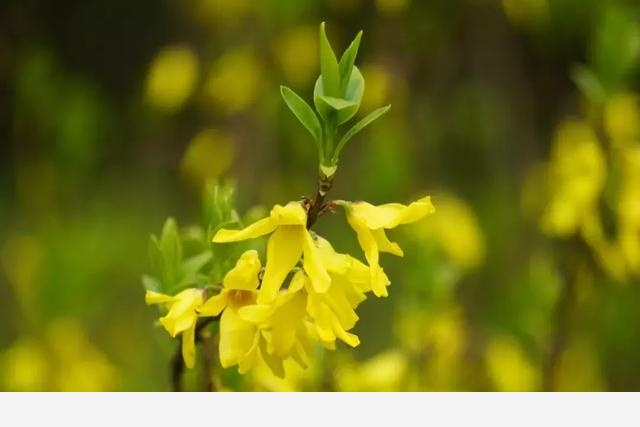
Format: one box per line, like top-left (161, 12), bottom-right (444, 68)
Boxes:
top-left (181, 321), bottom-right (197, 368)
top-left (219, 308), bottom-right (258, 368)
top-left (144, 290), bottom-right (175, 305)
top-left (259, 337), bottom-right (285, 378)
top-left (160, 312), bottom-right (196, 337)
top-left (213, 216), bottom-right (277, 243)
top-left (269, 202), bottom-right (307, 226)
top-left (237, 333), bottom-right (260, 374)
top-left (238, 304), bottom-right (274, 324)
top-left (349, 196), bottom-right (435, 229)
top-left (347, 215), bottom-right (387, 297)
top-left (288, 270), bottom-right (307, 293)
top-left (330, 313), bottom-right (360, 347)
top-left (198, 290), bottom-right (229, 317)
top-left (258, 226), bottom-right (303, 304)
top-left (301, 230), bottom-right (331, 293)
top-left (224, 249), bottom-right (261, 290)
top-left (269, 290), bottom-right (307, 357)
top-left (159, 289), bottom-right (203, 336)
top-left (316, 236), bottom-right (351, 275)
top-left (372, 229), bottom-right (403, 256)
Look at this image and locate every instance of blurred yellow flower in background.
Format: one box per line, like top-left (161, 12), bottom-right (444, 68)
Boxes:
top-left (145, 44), bottom-right (199, 113)
top-left (1, 319), bottom-right (117, 391)
top-left (181, 129), bottom-right (233, 188)
top-left (204, 47), bottom-right (261, 114)
top-left (276, 26), bottom-right (318, 86)
top-left (605, 93), bottom-right (640, 144)
top-left (617, 146), bottom-right (640, 275)
top-left (336, 350), bottom-right (408, 391)
top-left (541, 119), bottom-right (606, 237)
top-left (553, 336), bottom-right (605, 391)
top-left (416, 193), bottom-right (485, 269)
top-left (501, 0), bottom-right (548, 29)
top-left (485, 335), bottom-right (540, 392)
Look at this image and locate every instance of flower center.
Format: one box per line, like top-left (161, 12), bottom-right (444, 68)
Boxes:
top-left (227, 289), bottom-right (255, 308)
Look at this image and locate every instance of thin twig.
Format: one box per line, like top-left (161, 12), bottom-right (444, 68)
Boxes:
top-left (171, 316), bottom-right (218, 392)
top-left (306, 172), bottom-right (334, 229)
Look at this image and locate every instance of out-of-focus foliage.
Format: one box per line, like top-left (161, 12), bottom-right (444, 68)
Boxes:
top-left (2, 0), bottom-right (640, 391)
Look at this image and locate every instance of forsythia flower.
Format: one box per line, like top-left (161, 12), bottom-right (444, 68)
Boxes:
top-left (341, 196), bottom-right (435, 296)
top-left (541, 119), bottom-right (606, 237)
top-left (145, 288), bottom-right (205, 368)
top-left (150, 195), bottom-right (434, 377)
top-left (213, 202), bottom-right (330, 304)
top-left (197, 250), bottom-right (262, 373)
top-left (617, 146), bottom-right (640, 274)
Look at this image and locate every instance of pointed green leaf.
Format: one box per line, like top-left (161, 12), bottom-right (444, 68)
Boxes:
top-left (179, 251), bottom-right (213, 280)
top-left (339, 30), bottom-right (362, 91)
top-left (280, 86), bottom-right (322, 143)
top-left (319, 22), bottom-right (341, 98)
top-left (313, 68), bottom-right (364, 124)
top-left (142, 275), bottom-right (161, 292)
top-left (333, 105), bottom-right (391, 163)
top-left (571, 65), bottom-right (606, 104)
top-left (344, 66), bottom-right (364, 106)
top-left (317, 95), bottom-right (358, 110)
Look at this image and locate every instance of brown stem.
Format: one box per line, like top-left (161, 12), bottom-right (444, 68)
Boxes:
top-left (543, 265), bottom-right (576, 391)
top-left (306, 172), bottom-right (334, 229)
top-left (171, 316), bottom-right (218, 392)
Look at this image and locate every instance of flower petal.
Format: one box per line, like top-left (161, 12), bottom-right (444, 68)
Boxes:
top-left (269, 202), bottom-right (307, 226)
top-left (259, 337), bottom-right (285, 379)
top-left (219, 308), bottom-right (258, 369)
top-left (181, 321), bottom-right (197, 369)
top-left (224, 249), bottom-right (262, 290)
top-left (238, 304), bottom-right (274, 324)
top-left (349, 196), bottom-right (435, 230)
top-left (213, 216), bottom-right (277, 243)
top-left (372, 229), bottom-right (403, 256)
top-left (198, 290), bottom-right (229, 317)
top-left (301, 231), bottom-right (331, 293)
top-left (258, 226), bottom-right (303, 304)
top-left (144, 290), bottom-right (175, 305)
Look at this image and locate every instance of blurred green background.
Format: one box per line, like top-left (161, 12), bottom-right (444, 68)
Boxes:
top-left (2, 0), bottom-right (640, 391)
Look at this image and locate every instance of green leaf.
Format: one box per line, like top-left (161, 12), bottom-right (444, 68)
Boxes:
top-left (332, 105), bottom-right (391, 163)
top-left (142, 275), bottom-right (161, 292)
top-left (179, 251), bottom-right (213, 281)
top-left (571, 65), bottom-right (606, 104)
top-left (319, 22), bottom-right (341, 98)
top-left (148, 235), bottom-right (163, 280)
top-left (344, 66), bottom-right (364, 106)
top-left (280, 86), bottom-right (322, 143)
top-left (591, 5), bottom-right (640, 91)
top-left (313, 67), bottom-right (364, 125)
top-left (339, 30), bottom-right (362, 91)
top-left (317, 95), bottom-right (358, 110)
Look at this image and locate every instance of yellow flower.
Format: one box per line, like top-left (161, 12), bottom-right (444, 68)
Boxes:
top-left (238, 271), bottom-right (313, 373)
top-left (305, 236), bottom-right (378, 347)
top-left (198, 250), bottom-right (262, 373)
top-left (342, 196), bottom-right (435, 296)
top-left (541, 119), bottom-right (606, 237)
top-left (336, 350), bottom-right (408, 392)
top-left (213, 202), bottom-right (330, 304)
top-left (145, 288), bottom-right (205, 369)
top-left (415, 193), bottom-right (485, 269)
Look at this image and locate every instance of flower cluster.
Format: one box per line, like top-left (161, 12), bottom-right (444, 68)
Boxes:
top-left (524, 92), bottom-right (640, 281)
top-left (143, 22), bottom-right (435, 383)
top-left (146, 197), bottom-right (433, 375)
